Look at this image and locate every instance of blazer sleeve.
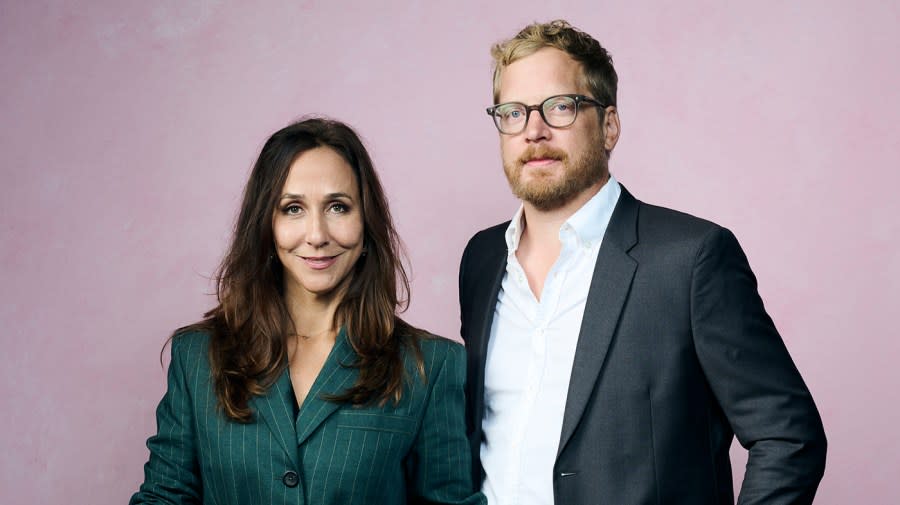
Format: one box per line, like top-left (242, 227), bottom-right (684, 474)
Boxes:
top-left (405, 342), bottom-right (486, 505)
top-left (458, 239), bottom-right (472, 343)
top-left (690, 227), bottom-right (827, 505)
top-left (130, 335), bottom-right (203, 504)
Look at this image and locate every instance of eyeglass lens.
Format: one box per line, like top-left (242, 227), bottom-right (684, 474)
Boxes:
top-left (494, 95), bottom-right (579, 133)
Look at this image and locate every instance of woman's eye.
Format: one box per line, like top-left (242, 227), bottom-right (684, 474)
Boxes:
top-left (329, 203), bottom-right (349, 213)
top-left (284, 204), bottom-right (302, 215)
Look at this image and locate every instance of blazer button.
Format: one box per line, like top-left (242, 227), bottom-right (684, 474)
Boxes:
top-left (282, 470), bottom-right (299, 488)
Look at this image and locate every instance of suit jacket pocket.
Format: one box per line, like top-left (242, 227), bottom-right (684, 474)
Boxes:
top-left (335, 410), bottom-right (417, 436)
top-left (304, 411), bottom-right (417, 502)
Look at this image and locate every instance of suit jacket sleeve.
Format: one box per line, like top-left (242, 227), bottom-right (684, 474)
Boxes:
top-left (405, 342), bottom-right (486, 505)
top-left (458, 242), bottom-right (471, 344)
top-left (691, 227), bottom-right (827, 505)
top-left (130, 335), bottom-right (202, 504)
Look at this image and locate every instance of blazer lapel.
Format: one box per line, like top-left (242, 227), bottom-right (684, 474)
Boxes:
top-left (466, 230), bottom-right (508, 431)
top-left (295, 329), bottom-right (359, 446)
top-left (250, 365), bottom-right (301, 470)
top-left (557, 187), bottom-right (639, 456)
top-left (250, 329), bottom-right (359, 466)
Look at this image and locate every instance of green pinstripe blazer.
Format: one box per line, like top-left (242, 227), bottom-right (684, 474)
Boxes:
top-left (131, 329), bottom-right (485, 505)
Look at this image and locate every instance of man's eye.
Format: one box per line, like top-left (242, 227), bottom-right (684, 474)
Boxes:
top-left (546, 100), bottom-right (572, 113)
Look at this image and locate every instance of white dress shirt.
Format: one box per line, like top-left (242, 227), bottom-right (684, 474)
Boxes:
top-left (481, 176), bottom-right (621, 505)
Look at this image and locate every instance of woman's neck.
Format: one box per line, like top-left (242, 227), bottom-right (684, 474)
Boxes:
top-left (284, 285), bottom-right (343, 341)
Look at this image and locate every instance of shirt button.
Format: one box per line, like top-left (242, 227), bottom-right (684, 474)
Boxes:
top-left (282, 470), bottom-right (299, 488)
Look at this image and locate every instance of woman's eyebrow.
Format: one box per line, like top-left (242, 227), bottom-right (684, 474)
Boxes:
top-left (279, 192), bottom-right (353, 200)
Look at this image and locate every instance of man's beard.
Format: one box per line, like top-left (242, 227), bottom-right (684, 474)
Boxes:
top-left (503, 143), bottom-right (608, 211)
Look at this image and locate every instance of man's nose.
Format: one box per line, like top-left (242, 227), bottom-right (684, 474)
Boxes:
top-left (524, 108), bottom-right (552, 142)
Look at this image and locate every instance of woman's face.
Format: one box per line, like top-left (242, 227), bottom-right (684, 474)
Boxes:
top-left (273, 146), bottom-right (365, 303)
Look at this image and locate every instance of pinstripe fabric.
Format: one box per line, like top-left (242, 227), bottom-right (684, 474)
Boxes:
top-left (131, 330), bottom-right (486, 505)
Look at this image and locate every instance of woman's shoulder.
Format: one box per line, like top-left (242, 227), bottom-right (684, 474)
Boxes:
top-left (168, 327), bottom-right (212, 362)
top-left (416, 333), bottom-right (464, 354)
top-left (410, 333), bottom-right (466, 376)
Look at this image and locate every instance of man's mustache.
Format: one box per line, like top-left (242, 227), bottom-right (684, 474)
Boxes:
top-left (518, 146), bottom-right (568, 165)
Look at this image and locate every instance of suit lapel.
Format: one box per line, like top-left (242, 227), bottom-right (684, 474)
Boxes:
top-left (249, 328), bottom-right (359, 467)
top-left (557, 187), bottom-right (639, 456)
top-left (295, 328), bottom-right (358, 446)
top-left (250, 365), bottom-right (301, 469)
top-left (467, 230), bottom-right (508, 431)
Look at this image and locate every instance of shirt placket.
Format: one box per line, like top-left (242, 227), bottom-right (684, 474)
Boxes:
top-left (502, 259), bottom-right (541, 505)
top-left (514, 241), bottom-right (575, 504)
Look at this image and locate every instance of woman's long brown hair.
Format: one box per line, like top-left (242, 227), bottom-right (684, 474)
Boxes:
top-left (175, 117), bottom-right (424, 422)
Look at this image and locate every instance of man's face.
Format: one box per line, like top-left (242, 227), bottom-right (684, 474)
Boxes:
top-left (497, 47), bottom-right (616, 211)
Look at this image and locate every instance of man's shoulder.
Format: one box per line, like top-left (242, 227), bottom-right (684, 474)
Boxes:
top-left (459, 221), bottom-right (509, 296)
top-left (633, 197), bottom-right (725, 240)
top-left (460, 221), bottom-right (510, 264)
top-left (465, 221), bottom-right (510, 248)
top-left (626, 196), bottom-right (745, 261)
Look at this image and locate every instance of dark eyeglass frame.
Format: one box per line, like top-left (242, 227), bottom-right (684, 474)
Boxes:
top-left (486, 94), bottom-right (607, 135)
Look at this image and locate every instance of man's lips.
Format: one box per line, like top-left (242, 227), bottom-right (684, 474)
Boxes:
top-left (300, 255), bottom-right (339, 270)
top-left (520, 148), bottom-right (566, 166)
top-left (523, 157), bottom-right (561, 166)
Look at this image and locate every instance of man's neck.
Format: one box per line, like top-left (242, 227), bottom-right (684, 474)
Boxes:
top-left (515, 174), bottom-right (609, 301)
top-left (520, 174), bottom-right (609, 249)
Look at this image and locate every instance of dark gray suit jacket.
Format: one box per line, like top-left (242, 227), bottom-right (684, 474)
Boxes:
top-left (459, 187), bottom-right (826, 504)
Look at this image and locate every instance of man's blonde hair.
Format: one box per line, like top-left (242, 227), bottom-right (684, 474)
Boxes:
top-left (491, 20), bottom-right (617, 107)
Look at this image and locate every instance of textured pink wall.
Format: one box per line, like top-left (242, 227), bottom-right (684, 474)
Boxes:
top-left (1, 1), bottom-right (897, 503)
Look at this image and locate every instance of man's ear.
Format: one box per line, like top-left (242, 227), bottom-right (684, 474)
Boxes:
top-left (603, 106), bottom-right (620, 153)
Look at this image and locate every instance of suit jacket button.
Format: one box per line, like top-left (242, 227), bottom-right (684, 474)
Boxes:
top-left (282, 470), bottom-right (299, 488)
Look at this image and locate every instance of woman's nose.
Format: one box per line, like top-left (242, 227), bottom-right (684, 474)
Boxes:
top-left (305, 213), bottom-right (329, 247)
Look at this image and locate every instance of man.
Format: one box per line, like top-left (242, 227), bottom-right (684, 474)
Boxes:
top-left (459, 20), bottom-right (826, 505)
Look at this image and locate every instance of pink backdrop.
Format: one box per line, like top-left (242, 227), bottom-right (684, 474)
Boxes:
top-left (2, 1), bottom-right (898, 503)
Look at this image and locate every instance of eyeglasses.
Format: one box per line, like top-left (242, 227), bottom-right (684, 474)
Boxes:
top-left (486, 94), bottom-right (606, 135)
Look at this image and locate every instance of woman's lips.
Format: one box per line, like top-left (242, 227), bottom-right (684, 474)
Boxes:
top-left (301, 255), bottom-right (339, 270)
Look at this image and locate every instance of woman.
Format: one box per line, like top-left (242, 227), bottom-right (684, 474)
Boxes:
top-left (131, 118), bottom-right (484, 505)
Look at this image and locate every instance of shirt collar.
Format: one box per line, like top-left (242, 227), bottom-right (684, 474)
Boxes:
top-left (566, 174), bottom-right (621, 248)
top-left (504, 174), bottom-right (621, 253)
